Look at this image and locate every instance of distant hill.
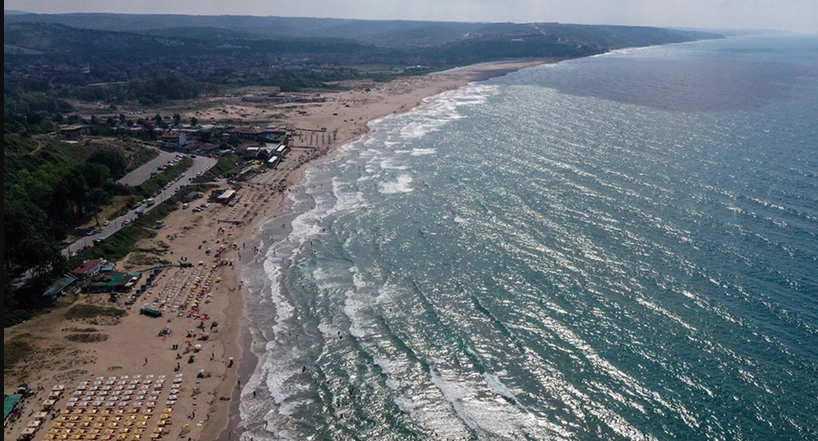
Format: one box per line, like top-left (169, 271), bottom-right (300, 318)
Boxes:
top-left (3, 10), bottom-right (30, 15)
top-left (4, 13), bottom-right (722, 48)
top-left (3, 14), bottom-right (723, 94)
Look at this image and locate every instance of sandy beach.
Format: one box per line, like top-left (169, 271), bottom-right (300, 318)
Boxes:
top-left (3, 58), bottom-right (555, 441)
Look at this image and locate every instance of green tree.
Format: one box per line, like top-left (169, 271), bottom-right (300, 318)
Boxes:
top-left (4, 271), bottom-right (16, 313)
top-left (172, 113), bottom-right (182, 127)
top-left (87, 187), bottom-right (112, 226)
top-left (82, 162), bottom-right (114, 189)
top-left (87, 149), bottom-right (127, 180)
top-left (61, 171), bottom-right (88, 218)
top-left (3, 188), bottom-right (61, 277)
top-left (18, 234), bottom-right (64, 279)
top-left (144, 122), bottom-right (158, 140)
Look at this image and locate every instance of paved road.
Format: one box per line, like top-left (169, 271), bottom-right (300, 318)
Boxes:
top-left (117, 148), bottom-right (180, 186)
top-left (65, 155), bottom-right (218, 257)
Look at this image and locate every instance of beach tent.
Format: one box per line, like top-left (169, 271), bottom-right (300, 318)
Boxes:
top-left (4, 394), bottom-right (22, 424)
top-left (140, 306), bottom-right (162, 318)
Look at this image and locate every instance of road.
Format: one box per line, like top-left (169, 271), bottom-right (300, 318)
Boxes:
top-left (117, 148), bottom-right (181, 186)
top-left (65, 154), bottom-right (218, 257)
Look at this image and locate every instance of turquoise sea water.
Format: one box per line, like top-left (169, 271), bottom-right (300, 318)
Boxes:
top-left (239, 35), bottom-right (818, 440)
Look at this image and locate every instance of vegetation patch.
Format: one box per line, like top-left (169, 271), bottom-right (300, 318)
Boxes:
top-left (194, 155), bottom-right (243, 183)
top-left (63, 327), bottom-right (100, 333)
top-left (66, 333), bottom-right (110, 343)
top-left (64, 304), bottom-right (126, 321)
top-left (134, 157), bottom-right (193, 199)
top-left (126, 252), bottom-right (163, 267)
top-left (4, 335), bottom-right (34, 370)
top-left (4, 308), bottom-right (42, 328)
top-left (52, 369), bottom-right (89, 383)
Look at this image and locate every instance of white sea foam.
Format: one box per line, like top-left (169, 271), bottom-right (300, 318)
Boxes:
top-left (375, 284), bottom-right (400, 304)
top-left (483, 371), bottom-right (520, 399)
top-left (379, 158), bottom-right (409, 170)
top-left (379, 175), bottom-right (414, 194)
top-left (429, 368), bottom-right (557, 438)
top-left (329, 177), bottom-right (368, 214)
top-left (372, 356), bottom-right (409, 390)
top-left (344, 295), bottom-right (370, 339)
top-left (350, 268), bottom-right (370, 290)
top-left (410, 148), bottom-right (437, 156)
top-left (394, 84), bottom-right (497, 141)
top-left (261, 257), bottom-right (294, 339)
top-left (391, 379), bottom-right (471, 439)
top-left (256, 349), bottom-right (308, 418)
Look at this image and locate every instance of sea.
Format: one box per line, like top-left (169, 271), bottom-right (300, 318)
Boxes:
top-left (238, 34), bottom-right (818, 441)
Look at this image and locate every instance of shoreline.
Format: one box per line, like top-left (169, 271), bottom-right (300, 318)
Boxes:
top-left (2, 57), bottom-right (558, 441)
top-left (212, 58), bottom-right (560, 440)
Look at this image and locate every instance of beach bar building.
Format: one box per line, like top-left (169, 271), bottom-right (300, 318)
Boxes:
top-left (42, 276), bottom-right (78, 300)
top-left (71, 259), bottom-right (103, 279)
top-left (216, 189), bottom-right (237, 204)
top-left (227, 126), bottom-right (263, 140)
top-left (82, 271), bottom-right (142, 293)
top-left (275, 143), bottom-right (290, 156)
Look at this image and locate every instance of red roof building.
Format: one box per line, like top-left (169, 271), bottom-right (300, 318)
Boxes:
top-left (71, 259), bottom-right (103, 279)
top-left (227, 126), bottom-right (263, 140)
top-left (161, 130), bottom-right (187, 148)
